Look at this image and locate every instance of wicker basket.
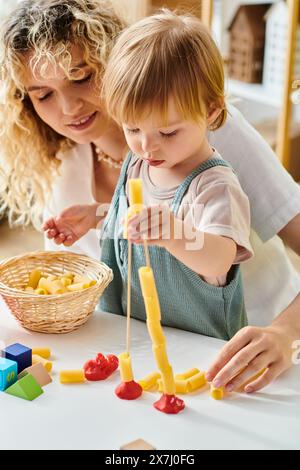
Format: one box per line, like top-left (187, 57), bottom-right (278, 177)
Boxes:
top-left (0, 251), bottom-right (113, 334)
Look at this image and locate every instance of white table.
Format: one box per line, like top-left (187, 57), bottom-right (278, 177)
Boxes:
top-left (1, 297), bottom-right (300, 450)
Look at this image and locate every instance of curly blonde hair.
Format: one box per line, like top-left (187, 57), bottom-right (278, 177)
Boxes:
top-left (104, 9), bottom-right (227, 131)
top-left (0, 0), bottom-right (125, 228)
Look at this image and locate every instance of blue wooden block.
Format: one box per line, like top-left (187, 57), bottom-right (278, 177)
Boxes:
top-left (2, 343), bottom-right (32, 373)
top-left (0, 357), bottom-right (18, 391)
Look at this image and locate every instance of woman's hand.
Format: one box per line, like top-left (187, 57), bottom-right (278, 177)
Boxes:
top-left (126, 204), bottom-right (175, 247)
top-left (205, 325), bottom-right (294, 393)
top-left (43, 204), bottom-right (98, 246)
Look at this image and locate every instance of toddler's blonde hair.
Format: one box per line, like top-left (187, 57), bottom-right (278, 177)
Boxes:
top-left (103, 9), bottom-right (227, 130)
top-left (0, 0), bottom-right (125, 228)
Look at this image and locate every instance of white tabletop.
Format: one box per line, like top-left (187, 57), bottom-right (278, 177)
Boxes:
top-left (0, 297), bottom-right (300, 450)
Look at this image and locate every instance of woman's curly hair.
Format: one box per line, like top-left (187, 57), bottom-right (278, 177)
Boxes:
top-left (0, 0), bottom-right (125, 228)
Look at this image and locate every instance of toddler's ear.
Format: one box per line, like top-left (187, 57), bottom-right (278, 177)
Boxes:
top-left (207, 98), bottom-right (225, 129)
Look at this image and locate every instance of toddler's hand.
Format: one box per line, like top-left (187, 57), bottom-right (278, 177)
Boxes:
top-left (43, 204), bottom-right (97, 246)
top-left (126, 204), bottom-right (176, 247)
top-left (205, 325), bottom-right (294, 393)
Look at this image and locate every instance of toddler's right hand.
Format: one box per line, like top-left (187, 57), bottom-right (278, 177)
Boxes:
top-left (42, 204), bottom-right (97, 246)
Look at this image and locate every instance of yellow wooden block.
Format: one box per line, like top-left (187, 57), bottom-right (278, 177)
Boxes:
top-left (27, 270), bottom-right (42, 289)
top-left (32, 354), bottom-right (52, 373)
top-left (119, 352), bottom-right (134, 382)
top-left (187, 372), bottom-right (206, 392)
top-left (138, 371), bottom-right (161, 391)
top-left (210, 384), bottom-right (224, 400)
top-left (59, 370), bottom-right (85, 383)
top-left (32, 348), bottom-right (51, 359)
top-left (129, 178), bottom-right (143, 205)
top-left (175, 368), bottom-right (200, 381)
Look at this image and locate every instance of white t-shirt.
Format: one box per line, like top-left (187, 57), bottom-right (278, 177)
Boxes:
top-left (44, 104), bottom-right (300, 326)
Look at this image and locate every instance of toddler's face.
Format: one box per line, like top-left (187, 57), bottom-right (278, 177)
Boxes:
top-left (122, 97), bottom-right (210, 171)
top-left (23, 44), bottom-right (110, 144)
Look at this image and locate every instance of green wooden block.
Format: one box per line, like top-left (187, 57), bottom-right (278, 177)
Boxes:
top-left (5, 373), bottom-right (44, 401)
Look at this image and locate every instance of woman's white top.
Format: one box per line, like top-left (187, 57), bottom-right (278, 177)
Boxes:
top-left (44, 104), bottom-right (300, 327)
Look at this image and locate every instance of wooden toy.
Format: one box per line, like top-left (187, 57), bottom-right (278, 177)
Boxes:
top-left (18, 362), bottom-right (52, 387)
top-left (32, 354), bottom-right (52, 372)
top-left (0, 357), bottom-right (18, 391)
top-left (59, 370), bottom-right (85, 383)
top-left (5, 374), bottom-right (43, 401)
top-left (2, 343), bottom-right (32, 373)
top-left (32, 348), bottom-right (51, 359)
top-left (120, 438), bottom-right (156, 450)
top-left (228, 4), bottom-right (270, 83)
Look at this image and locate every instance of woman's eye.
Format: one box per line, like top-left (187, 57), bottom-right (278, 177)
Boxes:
top-left (74, 73), bottom-right (93, 85)
top-left (127, 128), bottom-right (140, 134)
top-left (38, 92), bottom-right (53, 102)
top-left (160, 130), bottom-right (178, 138)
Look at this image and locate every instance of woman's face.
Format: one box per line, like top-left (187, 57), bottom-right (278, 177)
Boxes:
top-left (23, 45), bottom-right (109, 144)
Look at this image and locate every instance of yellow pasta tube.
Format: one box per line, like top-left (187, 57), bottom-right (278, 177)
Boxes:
top-left (73, 274), bottom-right (96, 286)
top-left (27, 269), bottom-right (42, 289)
top-left (152, 344), bottom-right (171, 370)
top-left (147, 320), bottom-right (166, 345)
top-left (66, 282), bottom-right (91, 292)
top-left (129, 178), bottom-right (143, 206)
top-left (123, 204), bottom-right (144, 239)
top-left (59, 370), bottom-right (85, 383)
top-left (38, 278), bottom-right (66, 295)
top-left (119, 352), bottom-right (134, 382)
top-left (63, 272), bottom-right (75, 280)
top-left (210, 384), bottom-right (224, 400)
top-left (187, 372), bottom-right (206, 392)
top-left (60, 277), bottom-right (72, 287)
top-left (32, 354), bottom-right (52, 372)
top-left (160, 365), bottom-right (176, 395)
top-left (34, 288), bottom-right (47, 295)
top-left (158, 378), bottom-right (189, 395)
top-left (138, 371), bottom-right (161, 391)
top-left (32, 348), bottom-right (51, 359)
top-left (139, 266), bottom-right (176, 396)
top-left (175, 368), bottom-right (200, 381)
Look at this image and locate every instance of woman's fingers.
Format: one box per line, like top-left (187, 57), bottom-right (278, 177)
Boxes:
top-left (224, 352), bottom-right (270, 392)
top-left (210, 341), bottom-right (263, 388)
top-left (244, 362), bottom-right (283, 393)
top-left (42, 218), bottom-right (55, 231)
top-left (205, 326), bottom-right (257, 382)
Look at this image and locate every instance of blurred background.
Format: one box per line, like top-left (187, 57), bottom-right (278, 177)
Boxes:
top-left (0, 0), bottom-right (299, 272)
